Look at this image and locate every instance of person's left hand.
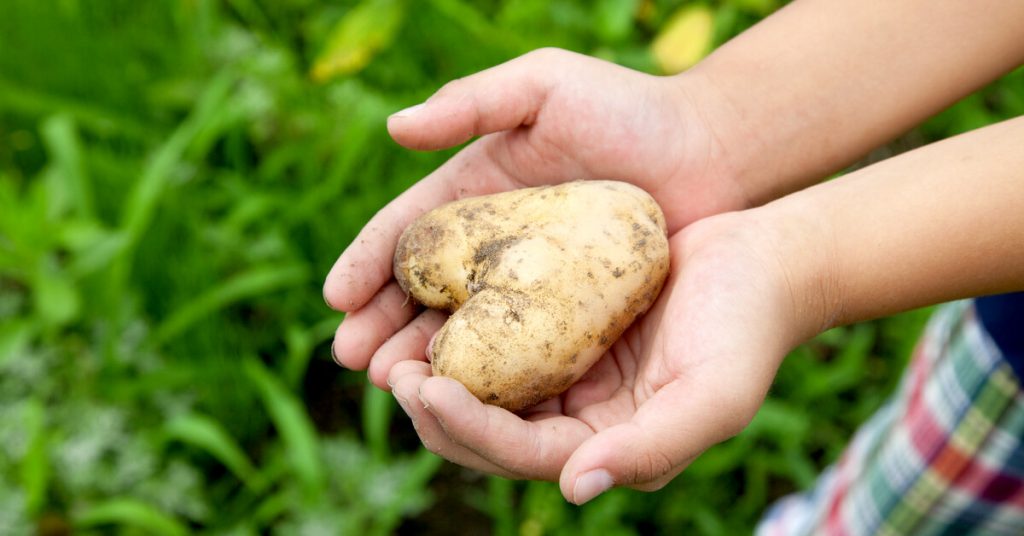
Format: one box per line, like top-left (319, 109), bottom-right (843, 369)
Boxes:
top-left (388, 210), bottom-right (831, 503)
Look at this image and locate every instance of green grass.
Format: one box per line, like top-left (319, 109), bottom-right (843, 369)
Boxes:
top-left (1, 0), bottom-right (1021, 534)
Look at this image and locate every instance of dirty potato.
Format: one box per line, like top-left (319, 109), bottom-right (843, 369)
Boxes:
top-left (393, 180), bottom-right (670, 412)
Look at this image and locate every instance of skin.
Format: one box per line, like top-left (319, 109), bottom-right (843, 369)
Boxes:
top-left (324, 0), bottom-right (1024, 505)
top-left (393, 181), bottom-right (670, 412)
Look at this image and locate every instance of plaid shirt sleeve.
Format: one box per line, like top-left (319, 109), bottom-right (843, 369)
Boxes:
top-left (757, 300), bottom-right (1024, 536)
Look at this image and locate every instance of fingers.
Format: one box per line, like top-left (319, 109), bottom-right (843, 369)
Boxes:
top-left (417, 376), bottom-right (594, 480)
top-left (389, 360), bottom-right (596, 481)
top-left (559, 376), bottom-right (764, 505)
top-left (366, 309), bottom-right (447, 390)
top-left (331, 282), bottom-right (418, 371)
top-left (323, 141), bottom-right (521, 313)
top-left (387, 48), bottom-right (570, 151)
top-left (324, 48), bottom-right (581, 314)
top-left (388, 360), bottom-right (518, 478)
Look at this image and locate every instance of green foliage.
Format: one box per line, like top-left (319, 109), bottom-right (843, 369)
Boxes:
top-left (0, 0), bottom-right (1019, 534)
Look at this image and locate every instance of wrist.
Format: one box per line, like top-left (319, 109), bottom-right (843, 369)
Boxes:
top-left (664, 69), bottom-right (775, 210)
top-left (678, 205), bottom-right (840, 352)
top-left (745, 197), bottom-right (844, 342)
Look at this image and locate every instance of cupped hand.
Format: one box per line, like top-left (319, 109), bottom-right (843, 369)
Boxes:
top-left (319, 48), bottom-right (809, 502)
top-left (386, 211), bottom-right (822, 502)
top-left (324, 48), bottom-right (747, 386)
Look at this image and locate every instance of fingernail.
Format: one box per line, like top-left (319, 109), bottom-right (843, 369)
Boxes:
top-left (572, 469), bottom-right (613, 505)
top-left (418, 387), bottom-right (432, 411)
top-left (323, 291), bottom-right (333, 309)
top-left (331, 343), bottom-right (346, 368)
top-left (390, 103), bottom-right (425, 119)
top-left (395, 393), bottom-right (410, 415)
top-left (425, 332), bottom-right (437, 362)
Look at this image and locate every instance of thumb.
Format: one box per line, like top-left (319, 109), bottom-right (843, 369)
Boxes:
top-left (387, 48), bottom-right (567, 151)
top-left (558, 378), bottom-right (765, 505)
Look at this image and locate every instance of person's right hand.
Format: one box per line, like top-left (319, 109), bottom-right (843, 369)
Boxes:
top-left (324, 48), bottom-right (749, 387)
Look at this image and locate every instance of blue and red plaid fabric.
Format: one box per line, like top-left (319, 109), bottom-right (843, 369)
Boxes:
top-left (757, 301), bottom-right (1024, 535)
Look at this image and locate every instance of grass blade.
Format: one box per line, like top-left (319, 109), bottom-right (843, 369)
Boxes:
top-left (244, 358), bottom-right (326, 499)
top-left (371, 449), bottom-right (443, 536)
top-left (487, 476), bottom-right (516, 536)
top-left (0, 77), bottom-right (158, 140)
top-left (74, 498), bottom-right (189, 536)
top-left (40, 114), bottom-right (93, 218)
top-left (21, 399), bottom-right (49, 517)
top-left (164, 413), bottom-right (266, 492)
top-left (362, 385), bottom-right (395, 462)
top-left (118, 72), bottom-right (234, 256)
top-left (152, 263), bottom-right (308, 345)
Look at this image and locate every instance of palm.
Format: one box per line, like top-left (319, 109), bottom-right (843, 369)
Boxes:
top-left (528, 221), bottom-right (788, 464)
top-left (379, 216), bottom-right (793, 495)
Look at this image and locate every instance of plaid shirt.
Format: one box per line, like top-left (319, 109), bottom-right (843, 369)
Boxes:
top-left (757, 301), bottom-right (1024, 535)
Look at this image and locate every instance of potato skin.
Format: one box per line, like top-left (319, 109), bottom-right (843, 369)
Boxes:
top-left (393, 181), bottom-right (669, 411)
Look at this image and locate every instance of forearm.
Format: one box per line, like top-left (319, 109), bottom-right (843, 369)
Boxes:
top-left (760, 115), bottom-right (1024, 337)
top-left (682, 0), bottom-right (1024, 207)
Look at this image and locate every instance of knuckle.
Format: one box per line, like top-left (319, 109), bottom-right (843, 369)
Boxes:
top-left (525, 47), bottom-right (566, 63)
top-left (628, 448), bottom-right (675, 486)
top-left (434, 77), bottom-right (468, 99)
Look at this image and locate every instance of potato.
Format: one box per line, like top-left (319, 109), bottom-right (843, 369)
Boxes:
top-left (393, 181), bottom-right (670, 411)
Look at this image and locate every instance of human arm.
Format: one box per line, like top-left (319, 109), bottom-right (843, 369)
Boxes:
top-left (684, 0), bottom-right (1024, 205)
top-left (763, 114), bottom-right (1024, 328)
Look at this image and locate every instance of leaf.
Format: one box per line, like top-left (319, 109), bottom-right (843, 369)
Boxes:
top-left (732, 0), bottom-right (779, 16)
top-left (429, 0), bottom-right (529, 54)
top-left (579, 489), bottom-right (631, 536)
top-left (40, 114), bottom-right (94, 218)
top-left (691, 502), bottom-right (728, 536)
top-left (68, 231), bottom-right (127, 277)
top-left (685, 435), bottom-right (754, 477)
top-left (283, 315), bottom-right (342, 389)
top-left (486, 477), bottom-right (516, 536)
top-left (58, 219), bottom-right (110, 253)
top-left (282, 324), bottom-right (312, 389)
top-left (21, 399), bottom-right (49, 517)
top-left (371, 449), bottom-right (443, 535)
top-left (244, 358), bottom-right (326, 499)
top-left (520, 482), bottom-right (567, 534)
top-left (781, 445), bottom-right (819, 489)
top-left (362, 385), bottom-right (395, 462)
top-left (32, 260), bottom-right (80, 327)
top-left (803, 323), bottom-right (875, 398)
top-left (74, 498), bottom-right (189, 536)
top-left (651, 4), bottom-right (714, 74)
top-left (745, 399), bottom-right (809, 445)
top-left (164, 413), bottom-right (266, 491)
top-left (0, 319), bottom-right (34, 367)
top-left (594, 0), bottom-right (638, 43)
top-left (310, 0), bottom-right (405, 82)
top-left (0, 78), bottom-right (158, 141)
top-left (251, 488), bottom-right (292, 528)
top-left (117, 72), bottom-right (235, 265)
top-left (151, 263), bottom-right (308, 345)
